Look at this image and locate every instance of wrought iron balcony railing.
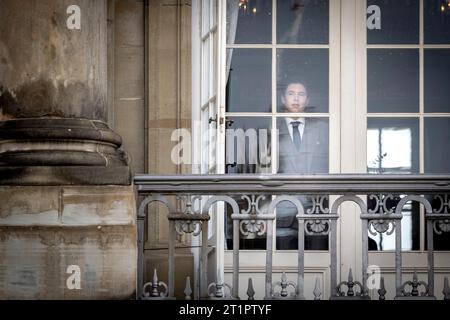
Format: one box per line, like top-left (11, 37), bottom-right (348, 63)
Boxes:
top-left (134, 174), bottom-right (450, 300)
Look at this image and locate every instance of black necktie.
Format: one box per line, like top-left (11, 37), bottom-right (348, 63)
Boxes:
top-left (291, 121), bottom-right (302, 151)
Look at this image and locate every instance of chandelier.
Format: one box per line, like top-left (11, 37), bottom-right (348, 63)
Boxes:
top-left (441, 0), bottom-right (450, 12)
top-left (239, 0), bottom-right (257, 14)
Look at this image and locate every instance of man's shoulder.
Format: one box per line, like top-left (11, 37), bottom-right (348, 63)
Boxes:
top-left (276, 118), bottom-right (289, 132)
top-left (305, 118), bottom-right (328, 131)
top-left (305, 118), bottom-right (329, 143)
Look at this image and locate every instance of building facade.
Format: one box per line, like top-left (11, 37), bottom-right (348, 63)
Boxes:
top-left (1, 0), bottom-right (450, 300)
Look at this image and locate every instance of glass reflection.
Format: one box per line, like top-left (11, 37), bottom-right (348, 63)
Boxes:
top-left (367, 118), bottom-right (419, 174)
top-left (277, 0), bottom-right (329, 44)
top-left (425, 118), bottom-right (450, 173)
top-left (277, 49), bottom-right (329, 113)
top-left (225, 117), bottom-right (272, 174)
top-left (367, 0), bottom-right (419, 44)
top-left (275, 116), bottom-right (329, 250)
top-left (227, 0), bottom-right (272, 44)
top-left (367, 49), bottom-right (419, 113)
top-left (226, 49), bottom-right (271, 112)
top-left (424, 0), bottom-right (450, 44)
top-left (367, 118), bottom-right (420, 251)
top-left (276, 116), bottom-right (329, 174)
top-left (225, 196), bottom-right (270, 250)
top-left (427, 194), bottom-right (450, 251)
top-left (224, 116), bottom-right (272, 250)
top-left (424, 50), bottom-right (450, 113)
top-left (367, 196), bottom-right (420, 251)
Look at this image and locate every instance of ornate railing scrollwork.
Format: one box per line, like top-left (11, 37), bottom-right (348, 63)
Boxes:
top-left (433, 219), bottom-right (450, 234)
top-left (426, 194), bottom-right (450, 235)
top-left (336, 269), bottom-right (368, 299)
top-left (368, 193), bottom-right (396, 214)
top-left (399, 271), bottom-right (431, 298)
top-left (306, 195), bottom-right (330, 214)
top-left (305, 219), bottom-right (330, 235)
top-left (141, 269), bottom-right (169, 300)
top-left (433, 194), bottom-right (450, 214)
top-left (367, 194), bottom-right (398, 236)
top-left (207, 282), bottom-right (233, 299)
top-left (271, 272), bottom-right (297, 299)
top-left (168, 212), bottom-right (210, 236)
top-left (303, 195), bottom-right (331, 235)
top-left (239, 195), bottom-right (267, 237)
top-left (134, 174), bottom-right (450, 301)
top-left (368, 219), bottom-right (395, 236)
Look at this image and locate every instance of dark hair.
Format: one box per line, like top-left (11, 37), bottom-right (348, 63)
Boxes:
top-left (283, 81), bottom-right (309, 95)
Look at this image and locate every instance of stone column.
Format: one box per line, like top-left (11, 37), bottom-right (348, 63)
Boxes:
top-left (0, 0), bottom-right (136, 299)
top-left (0, 0), bottom-right (129, 183)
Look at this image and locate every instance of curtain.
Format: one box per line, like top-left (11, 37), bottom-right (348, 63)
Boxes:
top-left (226, 0), bottom-right (239, 82)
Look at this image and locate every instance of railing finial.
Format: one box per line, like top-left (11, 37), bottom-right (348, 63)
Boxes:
top-left (378, 277), bottom-right (386, 300)
top-left (443, 277), bottom-right (450, 300)
top-left (247, 278), bottom-right (255, 300)
top-left (152, 269), bottom-right (159, 297)
top-left (313, 278), bottom-right (322, 300)
top-left (184, 276), bottom-right (192, 300)
top-left (347, 269), bottom-right (355, 296)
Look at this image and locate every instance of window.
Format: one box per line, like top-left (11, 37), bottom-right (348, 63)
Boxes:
top-left (366, 0), bottom-right (450, 251)
top-left (224, 0), bottom-right (334, 250)
top-left (191, 0), bottom-right (450, 299)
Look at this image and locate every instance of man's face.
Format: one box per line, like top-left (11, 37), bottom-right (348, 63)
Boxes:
top-left (282, 83), bottom-right (309, 113)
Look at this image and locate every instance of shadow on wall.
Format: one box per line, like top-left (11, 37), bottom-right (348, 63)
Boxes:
top-left (0, 78), bottom-right (106, 120)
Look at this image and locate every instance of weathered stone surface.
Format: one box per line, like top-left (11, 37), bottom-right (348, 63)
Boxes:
top-left (0, 166), bottom-right (131, 186)
top-left (0, 1), bottom-right (131, 184)
top-left (113, 0), bottom-right (146, 175)
top-left (144, 251), bottom-right (194, 300)
top-left (0, 118), bottom-right (130, 169)
top-left (0, 186), bottom-right (137, 299)
top-left (0, 0), bottom-right (108, 121)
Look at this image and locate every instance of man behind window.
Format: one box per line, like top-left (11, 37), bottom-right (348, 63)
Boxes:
top-left (276, 81), bottom-right (329, 250)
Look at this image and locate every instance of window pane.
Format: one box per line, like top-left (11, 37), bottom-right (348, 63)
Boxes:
top-left (367, 197), bottom-right (420, 251)
top-left (367, 0), bottom-right (419, 44)
top-left (424, 0), bottom-right (450, 44)
top-left (277, 49), bottom-right (329, 113)
top-left (432, 228), bottom-right (450, 251)
top-left (275, 116), bottom-right (329, 250)
top-left (277, 0), bottom-right (329, 44)
top-left (367, 49), bottom-right (419, 113)
top-left (276, 195), bottom-right (329, 251)
top-left (424, 49), bottom-right (450, 113)
top-left (224, 116), bottom-right (271, 250)
top-left (427, 195), bottom-right (450, 251)
top-left (367, 119), bottom-right (420, 251)
top-left (226, 49), bottom-right (271, 112)
top-left (225, 117), bottom-right (272, 174)
top-left (367, 118), bottom-right (419, 174)
top-left (228, 0), bottom-right (272, 44)
top-left (425, 118), bottom-right (450, 173)
top-left (225, 196), bottom-right (270, 250)
top-left (202, 0), bottom-right (210, 35)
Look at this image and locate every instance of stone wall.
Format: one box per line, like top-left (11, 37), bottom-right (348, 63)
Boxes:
top-left (0, 186), bottom-right (136, 299)
top-left (0, 0), bottom-right (136, 299)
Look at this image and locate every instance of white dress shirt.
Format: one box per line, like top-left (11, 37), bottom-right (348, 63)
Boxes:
top-left (285, 117), bottom-right (305, 142)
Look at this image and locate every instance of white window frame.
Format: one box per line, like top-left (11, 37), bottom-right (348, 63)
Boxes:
top-left (358, 0), bottom-right (450, 299)
top-left (191, 0), bottom-right (450, 299)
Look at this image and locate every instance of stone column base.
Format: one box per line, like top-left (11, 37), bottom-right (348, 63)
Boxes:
top-left (0, 185), bottom-right (137, 299)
